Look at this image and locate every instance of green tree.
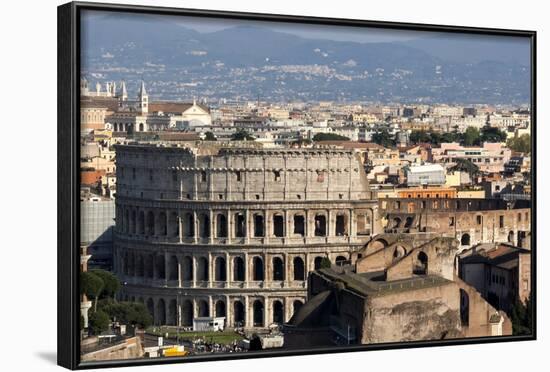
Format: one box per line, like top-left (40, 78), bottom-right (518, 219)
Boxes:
top-left (450, 158), bottom-right (480, 181)
top-left (371, 129), bottom-right (395, 148)
top-left (204, 131), bottom-right (217, 141)
top-left (409, 130), bottom-right (430, 144)
top-left (99, 300), bottom-right (153, 329)
top-left (511, 293), bottom-right (533, 335)
top-left (90, 270), bottom-right (120, 299)
top-left (441, 132), bottom-right (460, 143)
top-left (81, 271), bottom-right (104, 312)
top-left (312, 133), bottom-right (350, 141)
top-left (428, 132), bottom-right (443, 146)
top-left (507, 134), bottom-right (531, 154)
top-left (320, 257), bottom-right (332, 269)
top-left (231, 130), bottom-right (255, 141)
top-left (463, 126), bottom-right (481, 146)
top-left (481, 126), bottom-right (507, 143)
top-left (88, 310), bottom-right (110, 335)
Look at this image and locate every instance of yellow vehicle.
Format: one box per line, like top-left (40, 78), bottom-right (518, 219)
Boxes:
top-left (163, 346), bottom-right (188, 357)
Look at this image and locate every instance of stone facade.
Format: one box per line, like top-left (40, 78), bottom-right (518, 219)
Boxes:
top-left (113, 144), bottom-right (379, 329)
top-left (379, 198), bottom-right (531, 249)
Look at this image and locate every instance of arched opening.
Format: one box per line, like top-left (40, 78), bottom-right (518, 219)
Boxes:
top-left (335, 214), bottom-right (347, 236)
top-left (233, 257), bottom-right (245, 281)
top-left (136, 255), bottom-right (144, 277)
top-left (182, 300), bottom-right (193, 326)
top-left (314, 256), bottom-right (324, 270)
top-left (215, 300), bottom-right (226, 318)
top-left (168, 256), bottom-right (178, 281)
top-left (124, 209), bottom-right (129, 233)
top-left (128, 252), bottom-right (135, 276)
top-left (335, 256), bottom-right (347, 266)
top-left (216, 214), bottom-right (227, 238)
top-left (414, 252), bottom-right (428, 275)
top-left (233, 301), bottom-right (245, 327)
top-left (146, 211), bottom-right (155, 236)
top-left (167, 299), bottom-right (177, 326)
top-left (404, 216), bottom-right (414, 228)
top-left (130, 210), bottom-right (136, 234)
top-left (508, 230), bottom-right (514, 243)
top-left (169, 212), bottom-right (178, 237)
top-left (145, 254), bottom-right (154, 279)
top-left (273, 301), bottom-right (284, 324)
top-left (138, 211), bottom-right (145, 234)
top-left (146, 298), bottom-right (154, 321)
top-left (461, 233), bottom-right (471, 246)
top-left (156, 299), bottom-right (166, 325)
top-left (139, 123), bottom-right (144, 132)
top-left (253, 300), bottom-right (264, 327)
top-left (156, 255), bottom-right (165, 280)
top-left (392, 217), bottom-right (402, 229)
top-left (460, 289), bottom-right (470, 327)
top-left (254, 214), bottom-right (264, 237)
top-left (199, 214), bottom-right (210, 238)
top-left (273, 214), bottom-right (284, 237)
top-left (253, 256), bottom-right (264, 281)
top-left (293, 257), bottom-right (305, 281)
top-left (293, 300), bottom-right (303, 317)
top-left (182, 256), bottom-right (193, 281)
top-left (393, 246), bottom-right (406, 261)
top-left (272, 257), bottom-right (284, 281)
top-left (234, 213), bottom-right (245, 237)
top-left (198, 300), bottom-right (209, 317)
top-left (314, 214), bottom-right (327, 236)
top-left (215, 257), bottom-right (227, 281)
top-left (157, 212), bottom-right (167, 236)
top-left (197, 257), bottom-right (209, 281)
top-left (123, 251), bottom-right (129, 276)
top-left (293, 215), bottom-right (305, 236)
top-left (184, 213), bottom-right (194, 237)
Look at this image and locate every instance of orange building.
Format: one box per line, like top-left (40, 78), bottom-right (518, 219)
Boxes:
top-left (397, 187), bottom-right (457, 199)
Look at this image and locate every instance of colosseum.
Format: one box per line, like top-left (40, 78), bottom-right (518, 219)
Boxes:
top-left (113, 143), bottom-right (379, 329)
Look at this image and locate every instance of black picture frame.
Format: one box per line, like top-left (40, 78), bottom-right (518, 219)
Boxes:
top-left (58, 1), bottom-right (537, 369)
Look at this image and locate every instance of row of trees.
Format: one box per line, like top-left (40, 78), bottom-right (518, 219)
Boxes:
top-left (81, 269), bottom-right (152, 335)
top-left (407, 126), bottom-right (508, 146)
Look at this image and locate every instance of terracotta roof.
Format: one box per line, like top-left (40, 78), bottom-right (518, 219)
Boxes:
top-left (317, 141), bottom-right (385, 150)
top-left (80, 97), bottom-right (120, 111)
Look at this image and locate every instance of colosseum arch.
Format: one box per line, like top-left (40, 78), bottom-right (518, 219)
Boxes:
top-left (146, 298), bottom-right (155, 321)
top-left (273, 214), bottom-right (284, 237)
top-left (314, 214), bottom-right (327, 236)
top-left (461, 233), bottom-right (471, 246)
top-left (253, 256), bottom-right (264, 281)
top-left (234, 212), bottom-right (246, 237)
top-left (272, 300), bottom-right (284, 324)
top-left (136, 254), bottom-right (144, 277)
top-left (199, 214), bottom-right (210, 238)
top-left (183, 213), bottom-right (194, 237)
top-left (124, 209), bottom-right (129, 233)
top-left (146, 211), bottom-right (155, 236)
top-left (404, 216), bottom-right (414, 229)
top-left (216, 214), bottom-right (228, 238)
top-left (198, 299), bottom-right (209, 317)
top-left (155, 255), bottom-right (166, 280)
top-left (335, 255), bottom-right (347, 266)
top-left (272, 257), bottom-right (284, 281)
top-left (253, 300), bottom-right (264, 327)
top-left (181, 300), bottom-right (193, 326)
top-left (233, 257), bottom-right (245, 281)
top-left (123, 251), bottom-right (129, 275)
top-left (128, 252), bottom-right (136, 277)
top-left (215, 257), bottom-right (227, 281)
top-left (168, 256), bottom-right (178, 281)
top-left (139, 123), bottom-right (144, 132)
top-left (167, 299), bottom-right (177, 326)
top-left (197, 257), bottom-right (209, 281)
top-left (414, 251), bottom-right (429, 275)
top-left (293, 214), bottom-right (305, 236)
top-left (254, 214), bottom-right (264, 237)
top-left (138, 211), bottom-right (145, 235)
top-left (145, 254), bottom-right (154, 279)
top-left (314, 256), bottom-right (325, 270)
top-left (168, 212), bottom-right (178, 237)
top-left (335, 213), bottom-right (348, 236)
top-left (182, 256), bottom-right (193, 281)
top-left (157, 212), bottom-right (167, 236)
top-left (215, 300), bottom-right (226, 318)
top-left (293, 257), bottom-right (305, 281)
top-left (393, 245), bottom-right (407, 261)
top-left (130, 210), bottom-right (136, 234)
top-left (233, 300), bottom-right (245, 327)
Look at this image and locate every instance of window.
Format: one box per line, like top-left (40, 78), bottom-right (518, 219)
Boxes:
top-left (149, 169), bottom-right (153, 181)
top-left (499, 215), bottom-right (504, 228)
top-left (236, 171), bottom-right (242, 182)
top-left (518, 213), bottom-right (522, 222)
top-left (201, 171), bottom-right (207, 182)
top-left (274, 170), bottom-right (281, 181)
top-left (476, 215), bottom-right (482, 225)
top-left (316, 170), bottom-right (325, 183)
top-left (132, 168), bottom-right (136, 179)
top-left (449, 217), bottom-right (455, 226)
top-left (172, 170), bottom-right (177, 182)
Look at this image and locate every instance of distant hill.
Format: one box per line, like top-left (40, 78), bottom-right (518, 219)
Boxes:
top-left (80, 14), bottom-right (531, 104)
